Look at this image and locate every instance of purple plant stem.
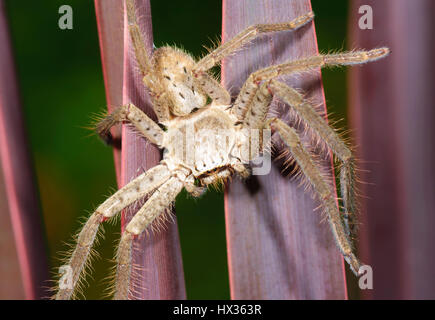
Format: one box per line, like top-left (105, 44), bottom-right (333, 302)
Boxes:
top-left (121, 0), bottom-right (186, 299)
top-left (0, 0), bottom-right (49, 300)
top-left (222, 0), bottom-right (347, 299)
top-left (349, 0), bottom-right (435, 299)
top-left (94, 0), bottom-right (124, 185)
top-left (0, 162), bottom-right (25, 299)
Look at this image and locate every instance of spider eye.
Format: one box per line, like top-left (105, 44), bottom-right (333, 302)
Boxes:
top-left (190, 108), bottom-right (199, 113)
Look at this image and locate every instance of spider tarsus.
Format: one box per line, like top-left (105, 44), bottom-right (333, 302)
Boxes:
top-left (100, 130), bottom-right (113, 144)
top-left (345, 252), bottom-right (362, 277)
top-left (99, 130), bottom-right (122, 149)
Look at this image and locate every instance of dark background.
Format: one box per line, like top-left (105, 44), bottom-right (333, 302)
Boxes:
top-left (4, 0), bottom-right (350, 299)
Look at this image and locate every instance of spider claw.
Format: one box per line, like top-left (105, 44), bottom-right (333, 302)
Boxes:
top-left (344, 253), bottom-right (362, 276)
top-left (99, 131), bottom-right (122, 149)
top-left (102, 131), bottom-right (113, 145)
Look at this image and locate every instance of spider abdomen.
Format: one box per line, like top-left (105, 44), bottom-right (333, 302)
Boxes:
top-left (162, 106), bottom-right (239, 183)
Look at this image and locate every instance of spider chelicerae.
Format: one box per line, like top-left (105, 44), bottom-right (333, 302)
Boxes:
top-left (55, 0), bottom-right (389, 300)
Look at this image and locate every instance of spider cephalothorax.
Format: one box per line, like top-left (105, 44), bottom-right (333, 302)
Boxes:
top-left (55, 0), bottom-right (389, 300)
top-left (152, 47), bottom-right (208, 116)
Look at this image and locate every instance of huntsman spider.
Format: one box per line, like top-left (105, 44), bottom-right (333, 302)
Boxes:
top-left (55, 0), bottom-right (389, 300)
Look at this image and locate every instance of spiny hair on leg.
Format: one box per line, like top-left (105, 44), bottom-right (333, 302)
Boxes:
top-left (274, 89), bottom-right (361, 239)
top-left (103, 202), bottom-right (176, 299)
top-left (275, 145), bottom-right (333, 196)
top-left (119, 207), bottom-right (177, 300)
top-left (103, 231), bottom-right (135, 300)
top-left (149, 207), bottom-right (175, 234)
top-left (52, 210), bottom-right (118, 300)
top-left (113, 231), bottom-right (134, 299)
top-left (128, 239), bottom-right (160, 300)
top-left (273, 120), bottom-right (361, 273)
top-left (78, 108), bottom-right (116, 144)
top-left (280, 99), bottom-right (350, 160)
top-left (53, 238), bottom-right (100, 300)
top-left (266, 100), bottom-right (283, 121)
top-left (100, 233), bottom-right (122, 299)
top-left (272, 140), bottom-right (349, 245)
top-left (91, 108), bottom-right (124, 145)
top-left (201, 34), bottom-right (222, 56)
top-left (337, 157), bottom-right (362, 237)
top-left (259, 125), bottom-right (274, 156)
top-left (205, 171), bottom-right (235, 192)
top-left (125, 122), bottom-right (156, 148)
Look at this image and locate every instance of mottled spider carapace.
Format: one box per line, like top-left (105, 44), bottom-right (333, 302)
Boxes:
top-left (55, 0), bottom-right (389, 300)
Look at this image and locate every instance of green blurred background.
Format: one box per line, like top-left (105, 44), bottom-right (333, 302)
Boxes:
top-left (4, 0), bottom-right (349, 299)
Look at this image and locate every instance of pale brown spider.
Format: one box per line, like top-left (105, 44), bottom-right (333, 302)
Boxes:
top-left (55, 0), bottom-right (389, 300)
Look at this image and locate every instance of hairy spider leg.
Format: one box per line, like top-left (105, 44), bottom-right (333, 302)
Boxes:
top-left (114, 176), bottom-right (184, 300)
top-left (236, 80), bottom-right (361, 273)
top-left (190, 11), bottom-right (315, 110)
top-left (193, 11), bottom-right (315, 73)
top-left (125, 0), bottom-right (170, 123)
top-left (55, 164), bottom-right (171, 300)
top-left (233, 48), bottom-right (390, 120)
top-left (268, 80), bottom-right (357, 237)
top-left (270, 118), bottom-right (361, 275)
top-left (234, 49), bottom-right (389, 239)
top-left (96, 103), bottom-right (165, 146)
